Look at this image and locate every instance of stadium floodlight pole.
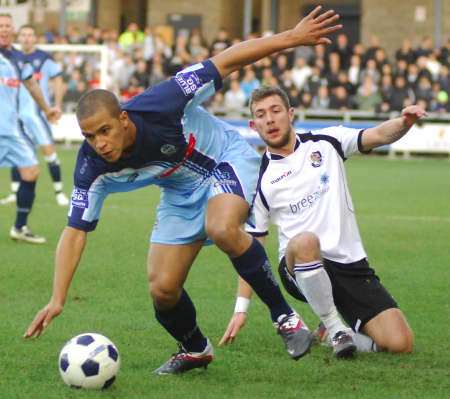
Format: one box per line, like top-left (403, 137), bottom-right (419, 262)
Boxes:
top-left (59, 0), bottom-right (67, 38)
top-left (270, 0), bottom-right (278, 33)
top-left (243, 0), bottom-right (253, 39)
top-left (434, 0), bottom-right (442, 48)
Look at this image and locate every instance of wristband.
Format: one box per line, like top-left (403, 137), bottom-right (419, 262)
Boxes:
top-left (234, 296), bottom-right (250, 313)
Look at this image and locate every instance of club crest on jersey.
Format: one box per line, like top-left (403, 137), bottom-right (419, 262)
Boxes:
top-left (310, 151), bottom-right (323, 167)
top-left (127, 172), bottom-right (139, 183)
top-left (160, 144), bottom-right (177, 156)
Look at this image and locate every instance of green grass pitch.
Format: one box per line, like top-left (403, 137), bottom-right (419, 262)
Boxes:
top-left (0, 148), bottom-right (449, 399)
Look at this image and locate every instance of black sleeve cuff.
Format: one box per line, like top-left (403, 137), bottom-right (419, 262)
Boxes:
top-left (357, 129), bottom-right (372, 154)
top-left (249, 231), bottom-right (269, 237)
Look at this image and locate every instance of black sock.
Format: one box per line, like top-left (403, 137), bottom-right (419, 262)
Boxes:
top-left (47, 161), bottom-right (61, 186)
top-left (154, 290), bottom-right (207, 353)
top-left (230, 238), bottom-right (292, 322)
top-left (15, 181), bottom-right (36, 229)
top-left (11, 167), bottom-right (21, 183)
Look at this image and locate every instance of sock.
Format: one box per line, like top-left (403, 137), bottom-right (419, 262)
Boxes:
top-left (154, 290), bottom-right (207, 353)
top-left (44, 153), bottom-right (62, 192)
top-left (230, 238), bottom-right (292, 322)
top-left (353, 333), bottom-right (379, 352)
top-left (11, 167), bottom-right (20, 193)
top-left (293, 261), bottom-right (347, 339)
top-left (15, 180), bottom-right (36, 229)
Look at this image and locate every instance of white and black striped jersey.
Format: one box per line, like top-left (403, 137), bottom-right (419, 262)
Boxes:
top-left (247, 127), bottom-right (369, 264)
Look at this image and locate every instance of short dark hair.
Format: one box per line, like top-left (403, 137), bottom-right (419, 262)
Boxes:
top-left (76, 89), bottom-right (121, 121)
top-left (249, 86), bottom-right (291, 115)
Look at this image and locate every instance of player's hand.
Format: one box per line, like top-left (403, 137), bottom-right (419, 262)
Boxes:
top-left (401, 105), bottom-right (427, 128)
top-left (24, 302), bottom-right (63, 339)
top-left (219, 312), bottom-right (247, 346)
top-left (45, 107), bottom-right (62, 124)
top-left (289, 5), bottom-right (342, 47)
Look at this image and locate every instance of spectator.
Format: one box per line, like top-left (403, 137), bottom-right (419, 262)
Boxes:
top-left (272, 53), bottom-right (289, 78)
top-left (299, 91), bottom-right (313, 109)
top-left (210, 28), bottom-right (231, 55)
top-left (240, 67), bottom-right (260, 101)
top-left (390, 76), bottom-right (415, 111)
top-left (287, 86), bottom-right (301, 108)
top-left (374, 48), bottom-right (389, 72)
top-left (365, 35), bottom-right (381, 63)
top-left (415, 36), bottom-right (433, 59)
top-left (354, 76), bottom-right (382, 111)
top-left (348, 55), bottom-right (362, 87)
top-left (304, 65), bottom-right (324, 96)
top-left (291, 57), bottom-right (312, 91)
top-left (396, 39), bottom-right (415, 64)
top-left (131, 59), bottom-right (150, 89)
top-left (380, 74), bottom-right (394, 103)
top-left (415, 76), bottom-right (433, 105)
top-left (394, 59), bottom-right (408, 79)
top-left (330, 85), bottom-right (350, 110)
top-left (148, 53), bottom-right (167, 87)
top-left (360, 59), bottom-right (380, 85)
top-left (118, 22), bottom-right (145, 50)
top-left (143, 27), bottom-right (155, 61)
top-left (332, 33), bottom-right (352, 69)
top-left (188, 29), bottom-right (209, 60)
top-left (438, 65), bottom-right (449, 92)
top-left (326, 52), bottom-right (341, 88)
top-left (438, 38), bottom-right (450, 66)
top-left (312, 85), bottom-right (330, 110)
top-left (224, 79), bottom-right (246, 113)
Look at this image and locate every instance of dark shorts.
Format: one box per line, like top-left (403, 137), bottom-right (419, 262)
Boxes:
top-left (278, 257), bottom-right (398, 332)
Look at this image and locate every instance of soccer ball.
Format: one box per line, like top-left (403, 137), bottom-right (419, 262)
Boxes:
top-left (58, 333), bottom-right (120, 390)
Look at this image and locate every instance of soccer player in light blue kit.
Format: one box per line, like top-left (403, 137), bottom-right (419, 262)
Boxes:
top-left (0, 13), bottom-right (60, 244)
top-left (0, 24), bottom-right (69, 207)
top-left (25, 7), bottom-right (341, 373)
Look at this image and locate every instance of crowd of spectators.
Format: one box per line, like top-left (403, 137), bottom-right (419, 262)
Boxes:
top-left (37, 22), bottom-right (450, 114)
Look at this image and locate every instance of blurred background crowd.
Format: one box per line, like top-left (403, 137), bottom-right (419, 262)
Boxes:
top-left (36, 22), bottom-right (450, 115)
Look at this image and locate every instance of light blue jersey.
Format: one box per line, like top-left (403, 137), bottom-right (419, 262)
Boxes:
top-left (17, 49), bottom-right (62, 146)
top-left (0, 47), bottom-right (36, 167)
top-left (0, 47), bottom-right (32, 136)
top-left (68, 60), bottom-right (261, 244)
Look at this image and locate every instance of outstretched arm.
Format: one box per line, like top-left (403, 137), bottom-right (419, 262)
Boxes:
top-left (360, 105), bottom-right (427, 152)
top-left (211, 5), bottom-right (341, 79)
top-left (24, 227), bottom-right (87, 338)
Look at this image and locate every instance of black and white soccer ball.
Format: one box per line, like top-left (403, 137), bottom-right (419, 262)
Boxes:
top-left (58, 333), bottom-right (120, 390)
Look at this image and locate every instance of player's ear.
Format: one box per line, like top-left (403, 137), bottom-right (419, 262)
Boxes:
top-left (249, 119), bottom-right (256, 131)
top-left (119, 111), bottom-right (128, 126)
top-left (288, 107), bottom-right (295, 122)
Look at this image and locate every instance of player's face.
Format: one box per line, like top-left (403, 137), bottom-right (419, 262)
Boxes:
top-left (79, 108), bottom-right (134, 163)
top-left (250, 95), bottom-right (295, 150)
top-left (18, 27), bottom-right (36, 52)
top-left (0, 16), bottom-right (14, 48)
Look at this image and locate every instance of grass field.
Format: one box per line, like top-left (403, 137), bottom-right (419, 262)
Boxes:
top-left (1, 148), bottom-right (449, 399)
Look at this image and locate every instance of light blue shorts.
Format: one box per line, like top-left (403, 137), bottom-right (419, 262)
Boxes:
top-left (0, 133), bottom-right (37, 168)
top-left (20, 110), bottom-right (54, 146)
top-left (150, 141), bottom-right (261, 245)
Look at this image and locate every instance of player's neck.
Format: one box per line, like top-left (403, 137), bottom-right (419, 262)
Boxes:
top-left (121, 120), bottom-right (137, 158)
top-left (268, 129), bottom-right (297, 158)
top-left (22, 46), bottom-right (35, 55)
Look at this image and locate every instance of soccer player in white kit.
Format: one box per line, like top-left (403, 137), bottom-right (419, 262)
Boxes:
top-left (221, 86), bottom-right (422, 356)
